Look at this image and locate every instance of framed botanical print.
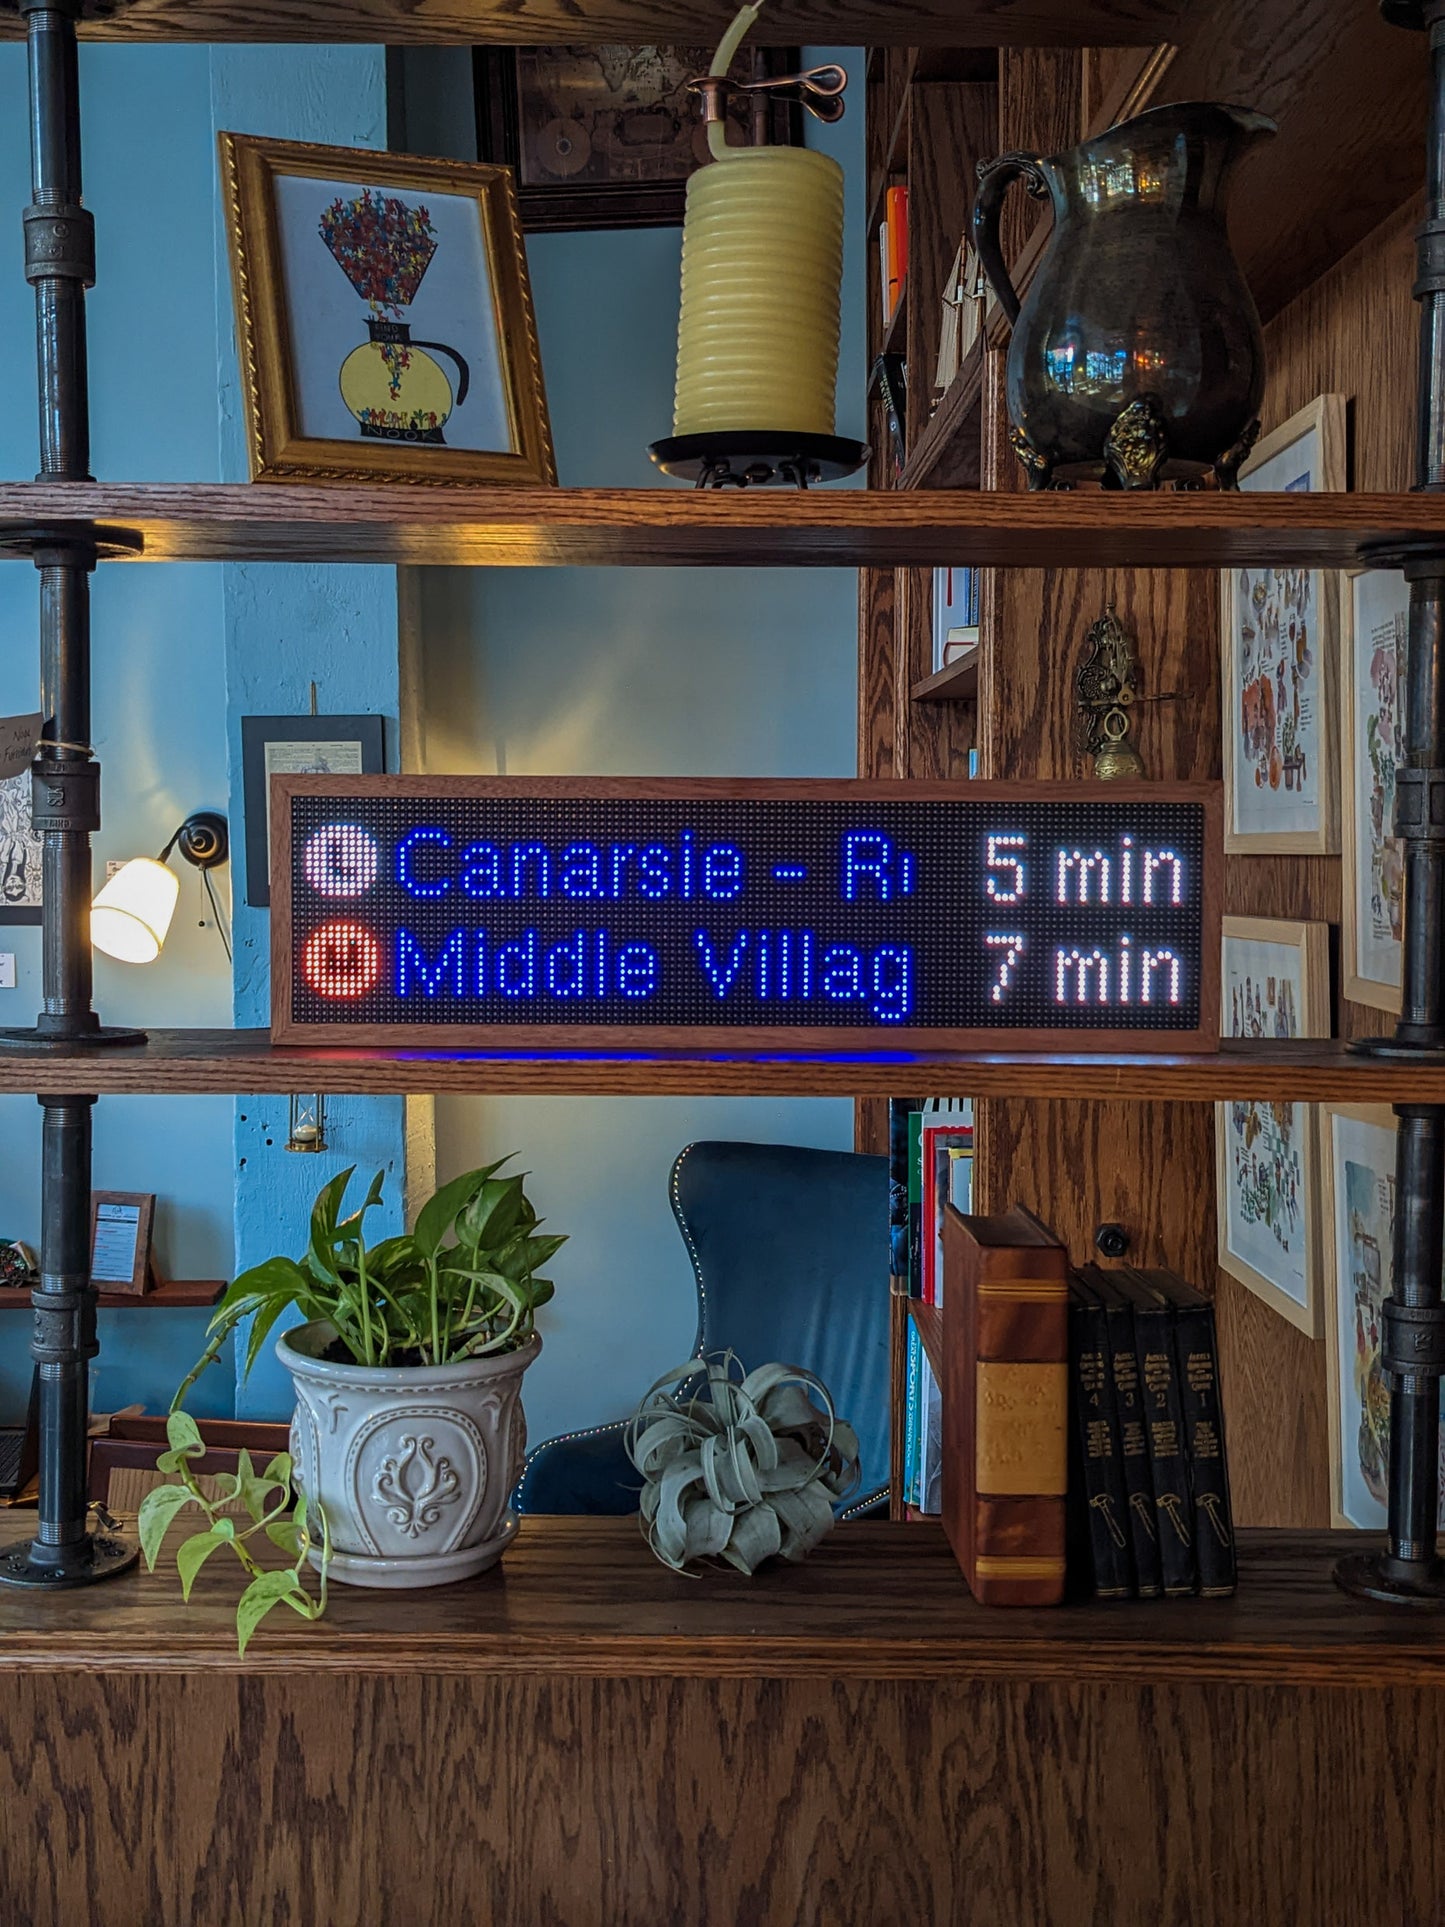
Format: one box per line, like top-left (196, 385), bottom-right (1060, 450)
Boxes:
top-left (1215, 917), bottom-right (1330, 1335)
top-left (220, 134), bottom-right (555, 488)
top-left (1221, 395), bottom-right (1347, 852)
top-left (1341, 567), bottom-right (1407, 1012)
top-left (473, 44), bottom-right (802, 232)
top-left (1320, 1105), bottom-right (1445, 1529)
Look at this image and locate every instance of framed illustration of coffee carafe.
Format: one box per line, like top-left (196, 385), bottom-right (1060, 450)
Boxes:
top-left (221, 134), bottom-right (556, 488)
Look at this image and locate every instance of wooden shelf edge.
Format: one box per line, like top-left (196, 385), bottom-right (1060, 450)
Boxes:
top-left (0, 1517), bottom-right (1437, 1687)
top-left (879, 283), bottom-right (908, 361)
top-left (908, 1298), bottom-right (945, 1381)
top-left (0, 1281), bottom-right (226, 1310)
top-left (912, 646), bottom-right (979, 703)
top-left (0, 1032), bottom-right (1441, 1099)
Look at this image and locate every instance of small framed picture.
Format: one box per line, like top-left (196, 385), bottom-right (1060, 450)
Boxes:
top-left (241, 714), bottom-right (385, 908)
top-left (220, 133), bottom-right (556, 488)
top-left (90, 1193), bottom-right (156, 1298)
top-left (1215, 916), bottom-right (1330, 1336)
top-left (1221, 394), bottom-right (1347, 853)
top-left (1341, 568), bottom-right (1407, 1012)
top-left (473, 44), bottom-right (801, 233)
top-left (0, 772), bottom-right (41, 925)
top-left (1319, 1105), bottom-right (1445, 1529)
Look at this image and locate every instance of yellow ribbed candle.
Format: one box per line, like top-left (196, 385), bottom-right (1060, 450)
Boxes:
top-left (672, 6), bottom-right (844, 438)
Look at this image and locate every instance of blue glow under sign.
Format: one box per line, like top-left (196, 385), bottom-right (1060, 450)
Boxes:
top-left (272, 779), bottom-right (1221, 1049)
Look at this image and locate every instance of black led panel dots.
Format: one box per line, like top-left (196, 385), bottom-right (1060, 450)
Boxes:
top-left (282, 785), bottom-right (1214, 1042)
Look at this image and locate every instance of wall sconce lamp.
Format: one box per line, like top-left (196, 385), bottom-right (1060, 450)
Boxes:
top-left (286, 1093), bottom-right (328, 1153)
top-left (91, 811), bottom-right (229, 964)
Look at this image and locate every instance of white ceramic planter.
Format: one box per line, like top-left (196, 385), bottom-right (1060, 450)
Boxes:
top-left (278, 1322), bottom-right (540, 1590)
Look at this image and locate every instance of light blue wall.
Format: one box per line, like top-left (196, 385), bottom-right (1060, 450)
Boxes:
top-left (411, 51), bottom-right (865, 1450)
top-left (208, 46), bottom-right (411, 1420)
top-left (0, 44), bottom-right (235, 1419)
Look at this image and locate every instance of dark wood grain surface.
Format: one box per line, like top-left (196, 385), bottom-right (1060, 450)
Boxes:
top-left (1, 1029), bottom-right (1443, 1098)
top-left (0, 0), bottom-right (1192, 45)
top-left (0, 1512), bottom-right (1437, 1686)
top-left (0, 1280), bottom-right (224, 1310)
top-left (5, 482), bottom-right (1445, 568)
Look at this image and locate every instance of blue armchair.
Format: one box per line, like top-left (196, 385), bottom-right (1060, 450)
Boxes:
top-left (514, 1139), bottom-right (890, 1519)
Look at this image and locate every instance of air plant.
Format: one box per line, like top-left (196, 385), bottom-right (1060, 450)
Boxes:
top-left (627, 1351), bottom-right (859, 1575)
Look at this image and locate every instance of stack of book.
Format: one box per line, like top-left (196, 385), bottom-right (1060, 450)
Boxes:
top-left (889, 1099), bottom-right (972, 1516)
top-left (936, 1205), bottom-right (1236, 1606)
top-left (1069, 1265), bottom-right (1235, 1600)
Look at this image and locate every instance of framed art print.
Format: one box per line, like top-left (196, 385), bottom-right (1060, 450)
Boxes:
top-left (1215, 916), bottom-right (1330, 1335)
top-left (1320, 1105), bottom-right (1445, 1530)
top-left (220, 134), bottom-right (556, 487)
top-left (1221, 395), bottom-right (1347, 853)
top-left (90, 1192), bottom-right (155, 1298)
top-left (0, 771), bottom-right (41, 925)
top-left (473, 44), bottom-right (802, 232)
top-left (1341, 567), bottom-right (1407, 1012)
top-left (241, 714), bottom-right (385, 908)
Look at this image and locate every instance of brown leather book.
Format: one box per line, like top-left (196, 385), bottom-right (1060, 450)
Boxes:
top-left (941, 1204), bottom-right (1070, 1606)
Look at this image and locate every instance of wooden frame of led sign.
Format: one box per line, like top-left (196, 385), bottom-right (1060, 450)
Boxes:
top-left (269, 776), bottom-right (1222, 1052)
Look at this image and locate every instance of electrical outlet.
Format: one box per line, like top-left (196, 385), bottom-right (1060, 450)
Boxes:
top-left (0, 954), bottom-right (15, 990)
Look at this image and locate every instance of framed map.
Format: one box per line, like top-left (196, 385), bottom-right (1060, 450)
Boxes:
top-left (1341, 567), bottom-right (1407, 1012)
top-left (1221, 395), bottom-right (1347, 853)
top-left (1215, 916), bottom-right (1330, 1335)
top-left (474, 45), bottom-right (802, 231)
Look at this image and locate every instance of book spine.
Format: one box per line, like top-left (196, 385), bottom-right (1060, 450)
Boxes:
top-left (903, 1319), bottom-right (921, 1509)
top-left (1173, 1301), bottom-right (1236, 1596)
top-left (885, 184), bottom-right (908, 315)
top-left (1069, 1289), bottom-right (1135, 1598)
top-left (887, 1098), bottom-right (911, 1278)
top-left (907, 1109), bottom-right (924, 1297)
top-left (1134, 1300), bottom-right (1198, 1596)
top-left (878, 217), bottom-right (892, 325)
top-left (1101, 1300), bottom-right (1163, 1598)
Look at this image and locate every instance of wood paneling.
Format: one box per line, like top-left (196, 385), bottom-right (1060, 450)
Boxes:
top-left (997, 49), bottom-right (1084, 266)
top-left (0, 1516), bottom-right (1443, 1923)
top-left (2, 1669), bottom-right (1443, 1926)
top-left (0, 0), bottom-right (1193, 46)
top-left (1208, 191), bottom-right (1423, 1529)
top-left (1164, 0), bottom-right (1425, 322)
top-left (5, 482), bottom-right (1445, 568)
top-left (3, 1031), bottom-right (1445, 1099)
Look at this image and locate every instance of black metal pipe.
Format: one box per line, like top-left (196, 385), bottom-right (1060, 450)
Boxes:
top-left (30, 1096), bottom-right (96, 1560)
top-left (1338, 0), bottom-right (1445, 1603)
top-left (24, 0), bottom-right (90, 482)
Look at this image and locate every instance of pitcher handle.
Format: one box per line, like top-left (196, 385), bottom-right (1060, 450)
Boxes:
top-left (413, 339), bottom-right (470, 408)
top-left (972, 152), bottom-right (1051, 328)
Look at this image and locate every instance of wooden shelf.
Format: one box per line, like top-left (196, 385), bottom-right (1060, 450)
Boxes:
top-left (0, 1512), bottom-right (1433, 1687)
top-left (0, 0), bottom-right (1189, 47)
top-left (4, 483), bottom-right (1445, 570)
top-left (912, 646), bottom-right (978, 703)
top-left (1, 1030), bottom-right (1444, 1099)
top-left (900, 340), bottom-right (985, 490)
top-left (0, 1280), bottom-right (224, 1311)
top-left (908, 1299), bottom-right (945, 1382)
top-left (879, 284), bottom-right (908, 361)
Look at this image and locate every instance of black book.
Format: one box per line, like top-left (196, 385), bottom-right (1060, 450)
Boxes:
top-left (1078, 1265), bottom-right (1162, 1599)
top-left (1113, 1268), bottom-right (1197, 1597)
top-left (1143, 1270), bottom-right (1236, 1597)
top-left (871, 353), bottom-right (907, 475)
top-left (1068, 1274), bottom-right (1135, 1599)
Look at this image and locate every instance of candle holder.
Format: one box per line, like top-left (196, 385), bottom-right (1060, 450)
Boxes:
top-left (649, 430), bottom-right (869, 489)
top-left (655, 6), bottom-right (862, 491)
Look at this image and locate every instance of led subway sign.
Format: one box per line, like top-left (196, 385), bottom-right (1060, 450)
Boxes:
top-left (272, 778), bottom-right (1222, 1050)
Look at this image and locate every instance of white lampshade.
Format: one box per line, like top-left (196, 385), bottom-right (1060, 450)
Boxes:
top-left (90, 857), bottom-right (180, 963)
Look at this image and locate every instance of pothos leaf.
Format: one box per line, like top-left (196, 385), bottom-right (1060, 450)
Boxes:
top-left (235, 1569), bottom-right (310, 1658)
top-left (137, 1483), bottom-right (198, 1571)
top-left (175, 1526), bottom-right (230, 1602)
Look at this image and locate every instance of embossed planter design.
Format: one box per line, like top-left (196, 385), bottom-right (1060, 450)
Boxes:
top-left (277, 1322), bottom-right (540, 1590)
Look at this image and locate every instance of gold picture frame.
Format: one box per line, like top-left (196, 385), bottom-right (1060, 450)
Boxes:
top-left (1214, 915), bottom-right (1330, 1337)
top-left (1220, 394), bottom-right (1347, 854)
top-left (220, 133), bottom-right (556, 488)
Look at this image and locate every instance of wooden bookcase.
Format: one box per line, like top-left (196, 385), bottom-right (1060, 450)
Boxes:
top-left (861, 9), bottom-right (1429, 1530)
top-left (1, 3), bottom-right (1444, 1916)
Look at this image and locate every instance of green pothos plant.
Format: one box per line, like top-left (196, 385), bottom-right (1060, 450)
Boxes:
top-left (139, 1158), bottom-right (563, 1653)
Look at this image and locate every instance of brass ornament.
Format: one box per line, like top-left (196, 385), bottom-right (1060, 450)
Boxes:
top-left (1103, 396), bottom-right (1170, 491)
top-left (1076, 605), bottom-right (1145, 779)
